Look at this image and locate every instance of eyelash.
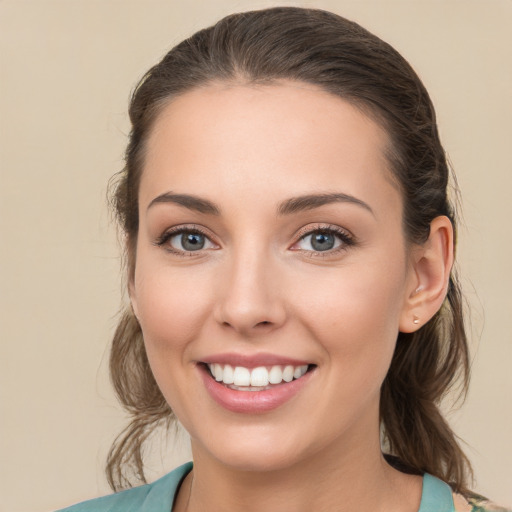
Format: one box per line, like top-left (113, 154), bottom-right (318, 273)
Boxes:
top-left (291, 224), bottom-right (356, 258)
top-left (154, 224), bottom-right (356, 258)
top-left (154, 225), bottom-right (214, 256)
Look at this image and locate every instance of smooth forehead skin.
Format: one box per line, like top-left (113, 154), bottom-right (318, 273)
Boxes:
top-left (139, 81), bottom-right (401, 227)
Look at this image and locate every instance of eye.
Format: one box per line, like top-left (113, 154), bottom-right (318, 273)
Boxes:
top-left (155, 227), bottom-right (217, 255)
top-left (290, 225), bottom-right (355, 255)
top-left (300, 231), bottom-right (339, 251)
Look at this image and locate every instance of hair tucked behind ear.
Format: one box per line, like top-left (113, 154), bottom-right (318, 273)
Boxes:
top-left (381, 273), bottom-right (472, 493)
top-left (106, 6), bottom-right (473, 493)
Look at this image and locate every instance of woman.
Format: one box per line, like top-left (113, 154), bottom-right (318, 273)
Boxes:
top-left (58, 7), bottom-right (509, 512)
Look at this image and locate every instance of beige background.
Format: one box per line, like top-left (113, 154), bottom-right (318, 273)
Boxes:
top-left (1, 1), bottom-right (511, 511)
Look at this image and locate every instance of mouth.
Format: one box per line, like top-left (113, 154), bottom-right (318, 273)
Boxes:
top-left (204, 363), bottom-right (314, 391)
top-left (198, 360), bottom-right (316, 413)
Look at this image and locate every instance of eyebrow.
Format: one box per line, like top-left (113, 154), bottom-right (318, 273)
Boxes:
top-left (277, 193), bottom-right (374, 217)
top-left (148, 193), bottom-right (221, 215)
top-left (147, 191), bottom-right (374, 217)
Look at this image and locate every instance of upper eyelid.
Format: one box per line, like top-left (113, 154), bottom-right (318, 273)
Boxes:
top-left (161, 224), bottom-right (214, 238)
top-left (294, 223), bottom-right (353, 238)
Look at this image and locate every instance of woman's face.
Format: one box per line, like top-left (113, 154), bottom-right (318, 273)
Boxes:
top-left (131, 82), bottom-right (417, 471)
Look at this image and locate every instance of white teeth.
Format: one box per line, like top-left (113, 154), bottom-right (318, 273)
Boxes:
top-left (282, 365), bottom-right (294, 382)
top-left (294, 365), bottom-right (308, 378)
top-left (233, 366), bottom-right (251, 386)
top-left (223, 364), bottom-right (234, 384)
top-left (207, 363), bottom-right (309, 388)
top-left (213, 363), bottom-right (223, 382)
top-left (268, 365), bottom-right (283, 384)
top-left (250, 367), bottom-right (269, 387)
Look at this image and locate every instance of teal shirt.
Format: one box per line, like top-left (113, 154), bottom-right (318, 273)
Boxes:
top-left (57, 462), bottom-right (193, 512)
top-left (55, 463), bottom-right (499, 512)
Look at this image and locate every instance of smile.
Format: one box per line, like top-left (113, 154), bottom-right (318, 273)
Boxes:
top-left (207, 363), bottom-right (309, 390)
top-left (199, 360), bottom-right (316, 414)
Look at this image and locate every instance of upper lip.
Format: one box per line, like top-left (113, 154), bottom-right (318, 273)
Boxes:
top-left (199, 352), bottom-right (312, 368)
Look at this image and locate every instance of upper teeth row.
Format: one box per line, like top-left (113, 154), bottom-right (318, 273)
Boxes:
top-left (207, 364), bottom-right (308, 387)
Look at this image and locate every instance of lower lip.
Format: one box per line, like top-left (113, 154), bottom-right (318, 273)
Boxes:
top-left (199, 364), bottom-right (314, 414)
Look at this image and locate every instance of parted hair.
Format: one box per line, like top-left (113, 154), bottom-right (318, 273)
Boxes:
top-left (106, 6), bottom-right (472, 494)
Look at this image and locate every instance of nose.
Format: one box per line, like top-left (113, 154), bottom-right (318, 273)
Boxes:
top-left (213, 246), bottom-right (287, 337)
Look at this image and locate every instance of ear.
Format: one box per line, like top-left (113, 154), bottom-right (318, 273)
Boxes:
top-left (399, 216), bottom-right (454, 333)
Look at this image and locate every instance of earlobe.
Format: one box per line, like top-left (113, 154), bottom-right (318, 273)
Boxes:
top-left (399, 216), bottom-right (454, 333)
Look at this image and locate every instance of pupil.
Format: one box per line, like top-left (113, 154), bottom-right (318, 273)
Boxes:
top-left (182, 233), bottom-right (205, 251)
top-left (311, 232), bottom-right (334, 251)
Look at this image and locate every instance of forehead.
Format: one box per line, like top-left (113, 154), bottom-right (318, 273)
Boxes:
top-left (140, 81), bottom-right (400, 218)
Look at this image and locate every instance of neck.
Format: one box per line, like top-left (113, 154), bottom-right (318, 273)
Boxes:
top-left (175, 423), bottom-right (422, 512)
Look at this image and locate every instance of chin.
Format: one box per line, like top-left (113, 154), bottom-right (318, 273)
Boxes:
top-left (191, 422), bottom-right (324, 474)
top-left (213, 446), bottom-right (303, 473)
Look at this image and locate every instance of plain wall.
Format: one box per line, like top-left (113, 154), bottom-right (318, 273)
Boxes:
top-left (1, 1), bottom-right (511, 511)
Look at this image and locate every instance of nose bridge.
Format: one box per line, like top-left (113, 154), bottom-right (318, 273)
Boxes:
top-left (215, 237), bottom-right (285, 335)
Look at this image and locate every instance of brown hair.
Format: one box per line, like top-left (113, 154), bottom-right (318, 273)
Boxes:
top-left (106, 6), bottom-right (472, 494)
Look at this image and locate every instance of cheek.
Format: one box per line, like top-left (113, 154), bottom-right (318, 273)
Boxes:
top-left (133, 261), bottom-right (214, 357)
top-left (292, 268), bottom-right (405, 434)
top-left (131, 261), bottom-right (216, 422)
top-left (292, 259), bottom-right (407, 372)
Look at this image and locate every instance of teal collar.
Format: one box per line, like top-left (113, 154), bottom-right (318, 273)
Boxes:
top-left (139, 464), bottom-right (455, 512)
top-left (419, 473), bottom-right (455, 512)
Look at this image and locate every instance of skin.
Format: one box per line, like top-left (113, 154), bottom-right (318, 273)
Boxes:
top-left (130, 82), bottom-right (454, 512)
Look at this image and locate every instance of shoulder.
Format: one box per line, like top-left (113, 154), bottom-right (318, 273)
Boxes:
top-left (421, 474), bottom-right (510, 512)
top-left (453, 491), bottom-right (511, 512)
top-left (55, 485), bottom-right (151, 512)
top-left (55, 462), bottom-right (193, 512)
top-left (464, 496), bottom-right (512, 512)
